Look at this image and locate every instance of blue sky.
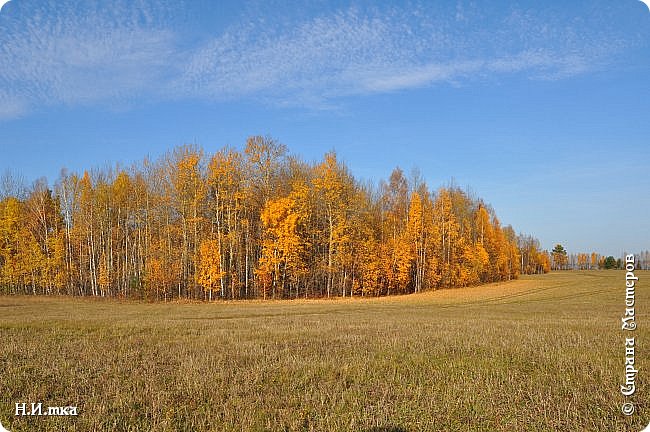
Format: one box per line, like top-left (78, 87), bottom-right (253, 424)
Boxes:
top-left (1, 0), bottom-right (649, 256)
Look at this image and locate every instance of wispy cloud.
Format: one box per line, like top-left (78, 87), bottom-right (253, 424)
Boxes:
top-left (173, 4), bottom-right (629, 106)
top-left (0, 0), bottom-right (643, 118)
top-left (0, 0), bottom-right (178, 117)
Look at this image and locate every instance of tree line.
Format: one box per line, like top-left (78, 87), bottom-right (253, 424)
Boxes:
top-left (553, 249), bottom-right (650, 271)
top-left (0, 137), bottom-right (551, 300)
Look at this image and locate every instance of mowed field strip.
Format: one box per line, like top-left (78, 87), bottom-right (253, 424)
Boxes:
top-left (1, 271), bottom-right (648, 431)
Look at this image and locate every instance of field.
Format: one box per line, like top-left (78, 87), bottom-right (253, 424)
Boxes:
top-left (1, 271), bottom-right (648, 431)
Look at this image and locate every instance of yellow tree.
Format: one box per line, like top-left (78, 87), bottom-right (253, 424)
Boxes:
top-left (406, 187), bottom-right (441, 292)
top-left (207, 147), bottom-right (247, 299)
top-left (244, 136), bottom-right (287, 298)
top-left (433, 188), bottom-right (461, 287)
top-left (358, 235), bottom-right (382, 296)
top-left (406, 191), bottom-right (423, 292)
top-left (380, 168), bottom-right (411, 294)
top-left (20, 228), bottom-right (45, 295)
top-left (197, 238), bottom-right (225, 301)
top-left (0, 141), bottom-right (543, 300)
top-left (54, 169), bottom-right (80, 295)
top-left (539, 251), bottom-right (551, 273)
top-left (167, 145), bottom-right (205, 298)
top-left (97, 254), bottom-right (110, 297)
top-left (49, 230), bottom-right (67, 293)
top-left (144, 237), bottom-right (182, 301)
top-left (457, 242), bottom-right (489, 286)
top-left (502, 225), bottom-right (521, 280)
top-left (24, 179), bottom-right (65, 294)
top-left (76, 171), bottom-right (98, 296)
top-left (517, 233), bottom-right (548, 275)
top-left (346, 185), bottom-right (381, 297)
top-left (420, 187), bottom-right (441, 290)
top-left (257, 183), bottom-right (309, 299)
top-left (313, 152), bottom-right (353, 298)
top-left (0, 197), bottom-right (22, 292)
top-left (491, 218), bottom-right (510, 281)
top-left (473, 204), bottom-right (493, 282)
top-left (111, 170), bottom-right (134, 296)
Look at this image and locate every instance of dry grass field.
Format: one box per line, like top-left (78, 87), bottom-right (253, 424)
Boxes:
top-left (1, 271), bottom-right (648, 431)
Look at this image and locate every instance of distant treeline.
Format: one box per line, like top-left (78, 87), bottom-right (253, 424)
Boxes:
top-left (554, 251), bottom-right (650, 271)
top-left (0, 137), bottom-right (552, 300)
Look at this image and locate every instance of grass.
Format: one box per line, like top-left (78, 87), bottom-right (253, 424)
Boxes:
top-left (0, 271), bottom-right (648, 431)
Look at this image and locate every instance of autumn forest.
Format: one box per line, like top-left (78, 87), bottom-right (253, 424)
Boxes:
top-left (0, 136), bottom-right (553, 300)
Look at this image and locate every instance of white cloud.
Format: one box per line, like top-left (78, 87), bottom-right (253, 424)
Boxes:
top-left (0, 1), bottom-right (641, 118)
top-left (0, 0), bottom-right (178, 114)
top-left (172, 5), bottom-right (625, 106)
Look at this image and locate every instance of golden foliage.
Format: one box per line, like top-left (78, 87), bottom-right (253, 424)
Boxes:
top-left (0, 140), bottom-right (552, 299)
